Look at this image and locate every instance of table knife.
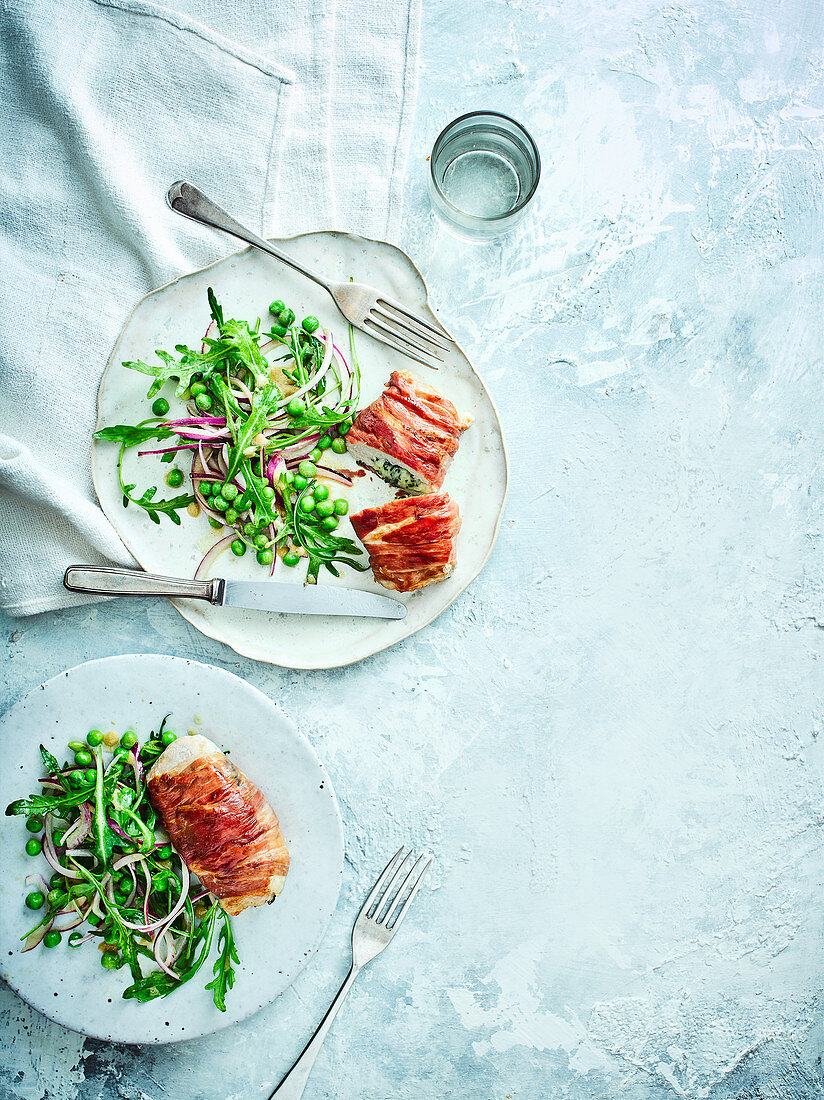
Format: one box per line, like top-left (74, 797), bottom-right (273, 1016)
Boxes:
top-left (63, 565), bottom-right (406, 620)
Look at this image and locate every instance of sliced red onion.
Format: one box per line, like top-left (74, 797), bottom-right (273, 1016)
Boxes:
top-left (43, 817), bottom-right (82, 880)
top-left (51, 903), bottom-right (91, 933)
top-left (313, 465), bottom-right (354, 486)
top-left (62, 802), bottom-right (92, 849)
top-left (201, 320), bottom-right (215, 352)
top-left (22, 920), bottom-right (53, 952)
top-left (107, 816), bottom-right (131, 842)
top-left (281, 433), bottom-right (320, 460)
top-left (137, 443), bottom-right (200, 458)
top-left (194, 535), bottom-right (234, 580)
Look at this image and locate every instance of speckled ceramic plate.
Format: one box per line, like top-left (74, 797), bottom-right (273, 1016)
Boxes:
top-left (0, 655), bottom-right (344, 1045)
top-left (92, 233), bottom-right (508, 669)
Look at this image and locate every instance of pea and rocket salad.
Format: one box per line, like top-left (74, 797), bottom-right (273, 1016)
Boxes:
top-left (5, 724), bottom-right (239, 1010)
top-left (94, 291), bottom-right (368, 584)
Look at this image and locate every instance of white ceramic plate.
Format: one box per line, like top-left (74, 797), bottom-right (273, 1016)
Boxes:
top-left (0, 655), bottom-right (344, 1045)
top-left (92, 233), bottom-right (508, 669)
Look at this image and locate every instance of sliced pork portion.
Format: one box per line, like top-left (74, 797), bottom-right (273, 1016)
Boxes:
top-left (350, 492), bottom-right (461, 592)
top-left (346, 371), bottom-right (471, 494)
top-left (147, 734), bottom-right (289, 916)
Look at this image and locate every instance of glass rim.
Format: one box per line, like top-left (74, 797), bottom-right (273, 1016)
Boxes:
top-left (429, 110), bottom-right (541, 223)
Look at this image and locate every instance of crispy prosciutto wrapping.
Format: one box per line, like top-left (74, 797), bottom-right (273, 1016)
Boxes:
top-left (346, 370), bottom-right (471, 494)
top-left (147, 735), bottom-right (289, 916)
top-left (350, 492), bottom-right (461, 592)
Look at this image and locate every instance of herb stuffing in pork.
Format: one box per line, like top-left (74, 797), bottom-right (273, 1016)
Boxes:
top-left (346, 370), bottom-right (471, 494)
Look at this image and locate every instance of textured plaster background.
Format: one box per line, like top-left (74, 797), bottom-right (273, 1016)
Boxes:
top-left (3, 0), bottom-right (824, 1097)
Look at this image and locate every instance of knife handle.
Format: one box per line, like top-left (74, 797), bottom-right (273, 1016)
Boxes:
top-left (64, 565), bottom-right (224, 604)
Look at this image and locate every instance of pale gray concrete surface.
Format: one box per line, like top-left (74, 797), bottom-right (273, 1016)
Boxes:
top-left (3, 1), bottom-right (824, 1098)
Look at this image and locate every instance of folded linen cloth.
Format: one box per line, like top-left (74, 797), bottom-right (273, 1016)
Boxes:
top-left (0, 0), bottom-right (420, 616)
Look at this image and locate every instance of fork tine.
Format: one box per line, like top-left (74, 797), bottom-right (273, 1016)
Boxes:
top-left (385, 855), bottom-right (432, 932)
top-left (357, 846), bottom-right (406, 920)
top-left (377, 298), bottom-right (454, 344)
top-left (364, 316), bottom-right (444, 364)
top-left (372, 305), bottom-right (453, 353)
top-left (372, 850), bottom-right (417, 922)
top-left (362, 321), bottom-right (441, 370)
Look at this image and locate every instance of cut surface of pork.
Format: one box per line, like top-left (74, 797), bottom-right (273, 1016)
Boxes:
top-left (346, 371), bottom-right (471, 494)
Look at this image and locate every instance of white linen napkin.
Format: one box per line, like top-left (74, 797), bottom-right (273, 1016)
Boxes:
top-left (0, 0), bottom-right (420, 616)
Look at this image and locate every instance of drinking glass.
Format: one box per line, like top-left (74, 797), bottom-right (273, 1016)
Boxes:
top-left (429, 111), bottom-right (541, 240)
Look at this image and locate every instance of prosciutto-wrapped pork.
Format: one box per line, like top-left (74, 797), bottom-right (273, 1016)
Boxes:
top-left (147, 735), bottom-right (289, 916)
top-left (350, 492), bottom-right (461, 592)
top-left (346, 370), bottom-right (471, 494)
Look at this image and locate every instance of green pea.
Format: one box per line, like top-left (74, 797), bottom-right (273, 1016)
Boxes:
top-left (43, 931), bottom-right (61, 949)
top-left (287, 397), bottom-right (304, 417)
top-left (25, 891), bottom-right (44, 910)
top-left (211, 494), bottom-right (228, 512)
top-left (74, 749), bottom-right (93, 768)
top-left (166, 468), bottom-right (184, 489)
top-left (195, 393), bottom-right (212, 412)
top-left (331, 437), bottom-right (347, 455)
top-left (86, 729), bottom-right (104, 747)
top-left (318, 435), bottom-right (332, 451)
top-left (313, 485), bottom-right (330, 502)
top-left (309, 448), bottom-right (323, 463)
top-left (47, 888), bottom-right (67, 908)
top-left (283, 552), bottom-right (301, 568)
top-left (256, 549), bottom-right (274, 566)
top-left (279, 307), bottom-right (295, 327)
top-left (292, 474), bottom-right (307, 491)
top-left (298, 460), bottom-right (316, 478)
top-left (208, 516), bottom-right (224, 529)
top-left (321, 516), bottom-right (339, 531)
top-left (101, 952), bottom-right (120, 968)
top-left (269, 299), bottom-right (286, 316)
top-left (299, 495), bottom-right (316, 513)
top-left (161, 730), bottom-right (177, 746)
top-left (221, 483), bottom-right (238, 501)
top-left (151, 397), bottom-right (170, 417)
top-left (121, 731), bottom-right (137, 749)
top-left (231, 539), bottom-right (247, 557)
top-left (49, 873), bottom-right (64, 890)
top-left (301, 315), bottom-right (320, 334)
top-left (225, 507), bottom-right (239, 525)
top-left (25, 838), bottom-right (42, 857)
top-left (254, 534), bottom-right (270, 549)
top-left (156, 845), bottom-right (173, 860)
top-left (68, 740), bottom-right (85, 753)
top-left (334, 498), bottom-right (349, 515)
top-left (26, 815), bottom-right (43, 833)
top-left (190, 382), bottom-right (206, 397)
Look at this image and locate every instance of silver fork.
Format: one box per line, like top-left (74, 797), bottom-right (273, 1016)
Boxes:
top-left (167, 182), bottom-right (452, 370)
top-left (269, 846), bottom-right (433, 1100)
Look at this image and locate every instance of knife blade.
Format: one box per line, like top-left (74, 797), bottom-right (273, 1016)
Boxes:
top-left (63, 565), bottom-right (406, 620)
top-left (220, 579), bottom-right (405, 619)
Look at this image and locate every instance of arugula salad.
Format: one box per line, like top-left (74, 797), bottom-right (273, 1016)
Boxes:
top-left (95, 291), bottom-right (369, 584)
top-left (5, 724), bottom-right (238, 1010)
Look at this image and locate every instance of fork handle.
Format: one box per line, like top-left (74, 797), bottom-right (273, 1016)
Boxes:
top-left (269, 964), bottom-right (360, 1099)
top-left (167, 182), bottom-right (333, 295)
